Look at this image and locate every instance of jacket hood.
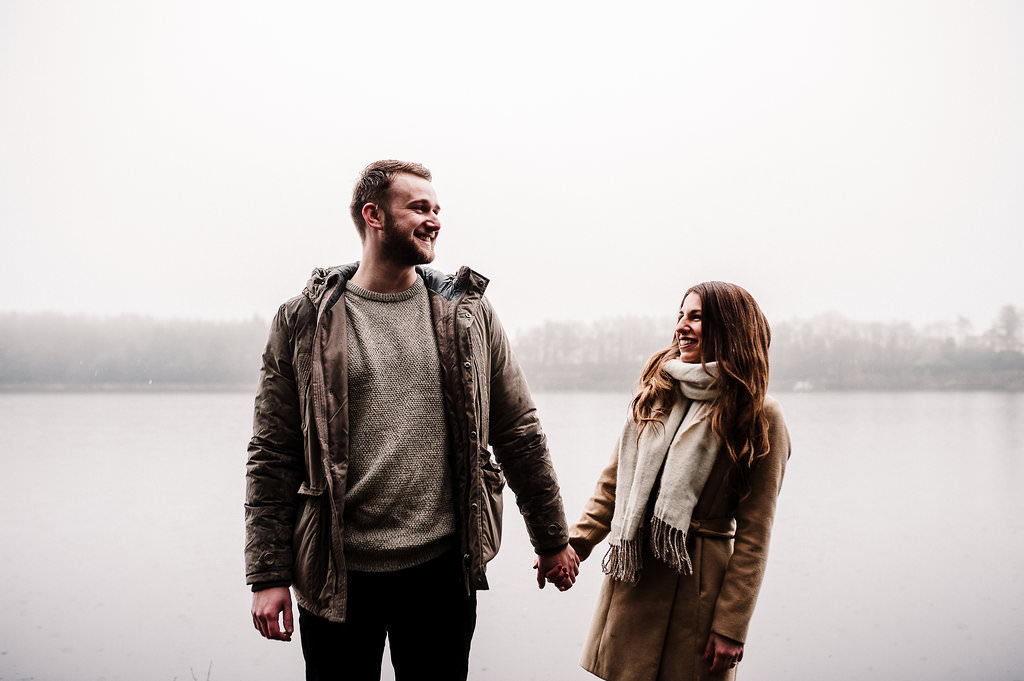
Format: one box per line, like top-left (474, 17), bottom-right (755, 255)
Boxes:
top-left (302, 262), bottom-right (488, 309)
top-left (302, 264), bottom-right (356, 306)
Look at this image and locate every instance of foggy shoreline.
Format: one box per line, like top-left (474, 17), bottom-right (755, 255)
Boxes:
top-left (2, 306), bottom-right (1022, 393)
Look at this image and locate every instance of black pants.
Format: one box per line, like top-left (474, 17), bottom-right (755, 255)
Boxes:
top-left (298, 551), bottom-right (477, 681)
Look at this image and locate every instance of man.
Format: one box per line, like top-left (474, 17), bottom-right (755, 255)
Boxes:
top-left (245, 160), bottom-right (578, 679)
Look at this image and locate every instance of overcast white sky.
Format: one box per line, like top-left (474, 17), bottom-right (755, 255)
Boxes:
top-left (2, 1), bottom-right (1021, 334)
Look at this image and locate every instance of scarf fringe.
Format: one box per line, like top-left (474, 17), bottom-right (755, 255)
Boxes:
top-left (601, 538), bottom-right (642, 584)
top-left (602, 516), bottom-right (693, 582)
top-left (648, 515), bottom-right (693, 576)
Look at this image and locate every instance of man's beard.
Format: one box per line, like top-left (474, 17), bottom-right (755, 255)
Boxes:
top-left (380, 210), bottom-right (435, 266)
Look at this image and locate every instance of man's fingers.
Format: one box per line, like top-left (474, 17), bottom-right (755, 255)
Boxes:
top-left (252, 612), bottom-right (266, 638)
top-left (283, 603), bottom-right (294, 636)
top-left (271, 605), bottom-right (293, 641)
top-left (267, 618), bottom-right (282, 640)
top-left (255, 613), bottom-right (270, 639)
top-left (533, 557), bottom-right (546, 588)
top-left (253, 608), bottom-right (286, 641)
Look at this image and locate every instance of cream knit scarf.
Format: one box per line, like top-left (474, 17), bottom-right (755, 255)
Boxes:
top-left (602, 360), bottom-right (722, 583)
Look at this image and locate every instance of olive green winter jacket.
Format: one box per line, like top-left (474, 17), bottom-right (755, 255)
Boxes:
top-left (244, 263), bottom-right (568, 622)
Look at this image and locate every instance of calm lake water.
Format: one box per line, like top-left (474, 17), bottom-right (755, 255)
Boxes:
top-left (1, 391), bottom-right (1022, 681)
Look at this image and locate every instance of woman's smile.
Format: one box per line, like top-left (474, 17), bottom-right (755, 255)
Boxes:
top-left (675, 292), bottom-right (704, 363)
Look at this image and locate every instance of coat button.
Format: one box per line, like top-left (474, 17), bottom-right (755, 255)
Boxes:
top-left (464, 312), bottom-right (472, 318)
top-left (463, 361), bottom-right (471, 369)
top-left (259, 552), bottom-right (276, 566)
top-left (546, 524), bottom-right (560, 536)
top-left (469, 431), bottom-right (477, 440)
top-left (471, 502), bottom-right (478, 511)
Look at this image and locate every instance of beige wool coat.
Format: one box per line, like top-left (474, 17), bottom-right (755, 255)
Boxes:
top-left (569, 395), bottom-right (791, 681)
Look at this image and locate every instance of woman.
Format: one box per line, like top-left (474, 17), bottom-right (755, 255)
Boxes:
top-left (567, 281), bottom-right (791, 681)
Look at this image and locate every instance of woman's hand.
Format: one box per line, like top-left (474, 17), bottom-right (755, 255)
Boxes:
top-left (532, 544), bottom-right (581, 590)
top-left (703, 632), bottom-right (743, 673)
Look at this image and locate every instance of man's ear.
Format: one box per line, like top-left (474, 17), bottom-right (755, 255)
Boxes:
top-left (361, 203), bottom-right (385, 232)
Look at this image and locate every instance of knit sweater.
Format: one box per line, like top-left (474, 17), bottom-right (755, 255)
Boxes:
top-left (342, 278), bottom-right (456, 571)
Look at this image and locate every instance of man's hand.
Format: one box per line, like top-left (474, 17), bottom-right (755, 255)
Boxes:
top-left (703, 632), bottom-right (744, 672)
top-left (251, 586), bottom-right (294, 641)
top-left (533, 544), bottom-right (581, 591)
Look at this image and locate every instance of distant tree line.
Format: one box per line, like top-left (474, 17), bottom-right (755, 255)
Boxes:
top-left (1, 306), bottom-right (1022, 391)
top-left (767, 307), bottom-right (1024, 391)
top-left (514, 305), bottom-right (1024, 392)
top-left (0, 313), bottom-right (268, 390)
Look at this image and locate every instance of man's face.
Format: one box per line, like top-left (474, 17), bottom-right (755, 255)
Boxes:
top-left (378, 173), bottom-right (441, 266)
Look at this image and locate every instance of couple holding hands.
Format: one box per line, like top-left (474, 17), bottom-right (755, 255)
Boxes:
top-left (245, 160), bottom-right (790, 681)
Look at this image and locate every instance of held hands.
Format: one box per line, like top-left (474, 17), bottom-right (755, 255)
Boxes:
top-left (703, 632), bottom-right (744, 673)
top-left (251, 586), bottom-right (294, 642)
top-left (532, 544), bottom-right (581, 591)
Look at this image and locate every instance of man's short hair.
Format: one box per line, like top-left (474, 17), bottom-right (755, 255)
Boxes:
top-left (350, 160), bottom-right (433, 238)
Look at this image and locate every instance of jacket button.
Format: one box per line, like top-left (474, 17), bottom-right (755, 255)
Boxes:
top-left (471, 502), bottom-right (478, 511)
top-left (547, 524), bottom-right (560, 536)
top-left (259, 552), bottom-right (276, 566)
top-left (464, 312), bottom-right (472, 318)
top-left (469, 431), bottom-right (477, 440)
top-left (463, 361), bottom-right (471, 369)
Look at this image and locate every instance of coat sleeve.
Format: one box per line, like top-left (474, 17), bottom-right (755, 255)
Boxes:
top-left (482, 297), bottom-right (569, 554)
top-left (569, 440), bottom-right (619, 561)
top-left (710, 396), bottom-right (791, 643)
top-left (244, 302), bottom-right (306, 587)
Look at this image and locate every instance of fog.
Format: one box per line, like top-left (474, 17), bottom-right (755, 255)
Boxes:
top-left (2, 4), bottom-right (1023, 680)
top-left (2, 307), bottom-right (1022, 390)
top-left (2, 1), bottom-right (1022, 335)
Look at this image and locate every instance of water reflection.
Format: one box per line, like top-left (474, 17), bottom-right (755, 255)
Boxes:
top-left (0, 391), bottom-right (1021, 680)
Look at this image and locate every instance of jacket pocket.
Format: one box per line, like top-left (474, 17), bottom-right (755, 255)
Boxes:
top-left (295, 351), bottom-right (326, 494)
top-left (479, 456), bottom-right (505, 564)
top-left (292, 486), bottom-right (330, 604)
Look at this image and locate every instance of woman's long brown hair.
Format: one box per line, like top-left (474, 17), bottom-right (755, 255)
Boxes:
top-left (630, 281), bottom-right (772, 496)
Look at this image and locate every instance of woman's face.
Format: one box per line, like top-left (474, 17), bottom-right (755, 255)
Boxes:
top-left (675, 292), bottom-right (704, 363)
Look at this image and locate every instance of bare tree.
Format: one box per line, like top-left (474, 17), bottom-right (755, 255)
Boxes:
top-left (991, 305), bottom-right (1022, 352)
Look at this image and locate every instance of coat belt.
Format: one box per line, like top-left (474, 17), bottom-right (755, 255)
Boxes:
top-left (689, 517), bottom-right (736, 539)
